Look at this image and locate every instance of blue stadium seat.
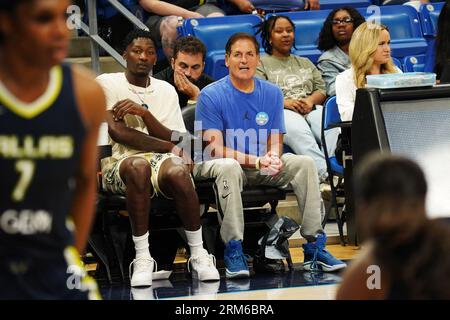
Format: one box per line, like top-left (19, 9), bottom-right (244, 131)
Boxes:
top-left (423, 39), bottom-right (436, 72)
top-left (251, 0), bottom-right (371, 11)
top-left (392, 56), bottom-right (404, 71)
top-left (358, 5), bottom-right (428, 58)
top-left (402, 54), bottom-right (426, 72)
top-left (268, 10), bottom-right (332, 63)
top-left (319, 0), bottom-right (372, 10)
top-left (419, 1), bottom-right (444, 38)
top-left (180, 14), bottom-right (264, 80)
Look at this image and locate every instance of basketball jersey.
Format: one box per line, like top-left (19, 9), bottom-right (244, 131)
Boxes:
top-left (0, 64), bottom-right (86, 260)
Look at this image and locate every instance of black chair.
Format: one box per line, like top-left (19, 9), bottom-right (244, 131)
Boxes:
top-left (321, 96), bottom-right (346, 245)
top-left (88, 106), bottom-right (291, 283)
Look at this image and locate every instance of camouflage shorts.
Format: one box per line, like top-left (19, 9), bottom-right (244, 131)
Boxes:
top-left (101, 152), bottom-right (181, 198)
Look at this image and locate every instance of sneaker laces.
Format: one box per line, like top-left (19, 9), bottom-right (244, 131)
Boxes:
top-left (227, 249), bottom-right (249, 269)
top-left (187, 251), bottom-right (217, 273)
top-left (310, 236), bottom-right (326, 273)
top-left (129, 257), bottom-right (157, 279)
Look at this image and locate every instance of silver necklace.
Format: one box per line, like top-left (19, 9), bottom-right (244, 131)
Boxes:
top-left (128, 77), bottom-right (153, 109)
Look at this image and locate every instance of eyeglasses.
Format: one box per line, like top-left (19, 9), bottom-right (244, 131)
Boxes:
top-left (332, 18), bottom-right (354, 25)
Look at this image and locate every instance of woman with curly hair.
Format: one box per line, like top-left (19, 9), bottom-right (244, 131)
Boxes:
top-left (335, 22), bottom-right (400, 121)
top-left (316, 7), bottom-right (365, 96)
top-left (337, 153), bottom-right (450, 299)
top-left (256, 15), bottom-right (336, 182)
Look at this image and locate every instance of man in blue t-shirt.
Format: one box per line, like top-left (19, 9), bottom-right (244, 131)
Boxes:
top-left (194, 33), bottom-right (346, 278)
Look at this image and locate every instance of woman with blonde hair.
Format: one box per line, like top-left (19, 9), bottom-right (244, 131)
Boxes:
top-left (335, 22), bottom-right (400, 121)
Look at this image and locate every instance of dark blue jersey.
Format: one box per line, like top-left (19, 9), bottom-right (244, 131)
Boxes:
top-left (0, 64), bottom-right (86, 260)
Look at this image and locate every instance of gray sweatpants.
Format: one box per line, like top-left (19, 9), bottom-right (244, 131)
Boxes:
top-left (193, 153), bottom-right (324, 243)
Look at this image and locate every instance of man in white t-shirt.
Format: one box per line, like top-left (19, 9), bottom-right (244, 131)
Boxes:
top-left (96, 29), bottom-right (219, 288)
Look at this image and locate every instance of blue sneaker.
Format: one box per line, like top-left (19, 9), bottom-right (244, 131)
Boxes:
top-left (224, 240), bottom-right (250, 279)
top-left (302, 233), bottom-right (347, 272)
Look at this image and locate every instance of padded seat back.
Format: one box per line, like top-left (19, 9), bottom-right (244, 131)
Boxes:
top-left (358, 5), bottom-right (427, 57)
top-left (180, 14), bottom-right (264, 79)
top-left (419, 2), bottom-right (445, 38)
top-left (403, 54), bottom-right (426, 72)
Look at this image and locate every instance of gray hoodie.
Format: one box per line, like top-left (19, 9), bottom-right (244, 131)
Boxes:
top-left (317, 46), bottom-right (351, 97)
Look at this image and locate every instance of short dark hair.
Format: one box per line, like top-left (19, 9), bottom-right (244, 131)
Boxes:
top-left (0, 0), bottom-right (32, 44)
top-left (259, 15), bottom-right (296, 55)
top-left (122, 28), bottom-right (156, 53)
top-left (225, 32), bottom-right (260, 55)
top-left (318, 6), bottom-right (365, 52)
top-left (354, 153), bottom-right (427, 205)
top-left (173, 36), bottom-right (207, 62)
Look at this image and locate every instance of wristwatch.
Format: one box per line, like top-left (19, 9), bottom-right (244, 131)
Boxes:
top-left (187, 99), bottom-right (197, 105)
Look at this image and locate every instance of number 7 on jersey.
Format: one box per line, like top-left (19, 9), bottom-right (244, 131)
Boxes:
top-left (12, 160), bottom-right (35, 202)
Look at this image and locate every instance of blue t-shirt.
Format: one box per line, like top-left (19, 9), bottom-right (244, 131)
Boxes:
top-left (196, 76), bottom-right (285, 157)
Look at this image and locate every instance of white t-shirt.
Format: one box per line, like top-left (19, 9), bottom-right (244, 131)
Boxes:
top-left (335, 67), bottom-right (402, 121)
top-left (96, 72), bottom-right (186, 161)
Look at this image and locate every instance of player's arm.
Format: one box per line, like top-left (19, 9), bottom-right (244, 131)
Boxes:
top-left (202, 129), bottom-right (259, 168)
top-left (70, 66), bottom-right (107, 254)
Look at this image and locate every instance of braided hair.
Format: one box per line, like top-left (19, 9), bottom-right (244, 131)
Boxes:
top-left (258, 15), bottom-right (296, 55)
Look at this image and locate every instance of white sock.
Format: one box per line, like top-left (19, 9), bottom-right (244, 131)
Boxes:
top-left (132, 231), bottom-right (151, 259)
top-left (185, 227), bottom-right (204, 257)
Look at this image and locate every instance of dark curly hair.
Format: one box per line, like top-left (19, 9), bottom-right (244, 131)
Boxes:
top-left (435, 1), bottom-right (450, 79)
top-left (173, 36), bottom-right (207, 62)
top-left (122, 28), bottom-right (156, 53)
top-left (258, 15), bottom-right (296, 55)
top-left (317, 6), bottom-right (365, 52)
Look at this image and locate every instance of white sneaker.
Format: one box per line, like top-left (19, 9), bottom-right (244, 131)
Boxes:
top-left (192, 279), bottom-right (220, 296)
top-left (187, 249), bottom-right (220, 281)
top-left (129, 257), bottom-right (156, 287)
top-left (226, 278), bottom-right (250, 292)
top-left (130, 286), bottom-right (155, 300)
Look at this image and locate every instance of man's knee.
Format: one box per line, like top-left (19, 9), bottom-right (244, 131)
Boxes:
top-left (284, 154), bottom-right (316, 172)
top-left (215, 158), bottom-right (243, 177)
top-left (159, 15), bottom-right (178, 59)
top-left (160, 161), bottom-right (192, 191)
top-left (120, 158), bottom-right (151, 191)
top-left (160, 16), bottom-right (178, 38)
